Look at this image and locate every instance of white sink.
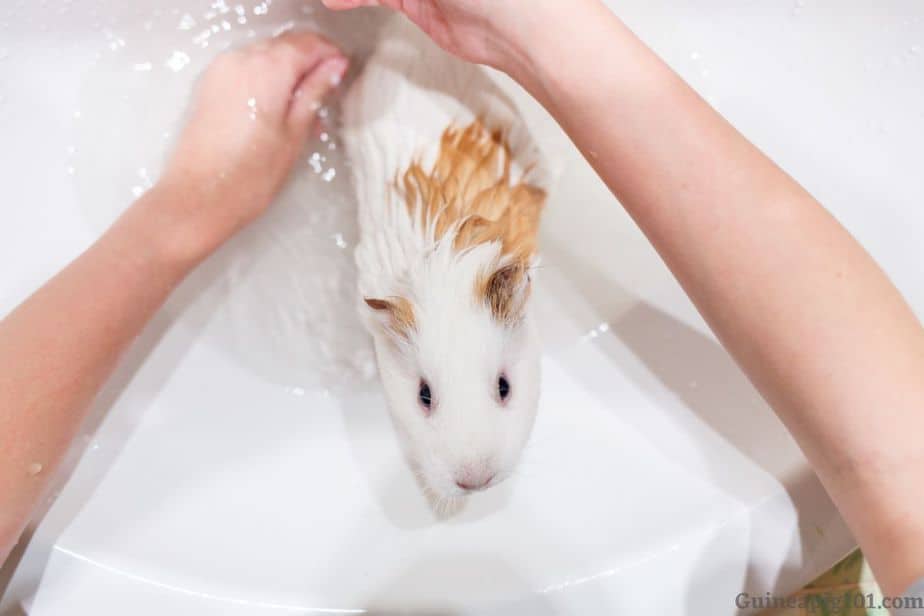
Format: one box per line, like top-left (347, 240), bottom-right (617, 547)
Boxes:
top-left (2, 1), bottom-right (922, 614)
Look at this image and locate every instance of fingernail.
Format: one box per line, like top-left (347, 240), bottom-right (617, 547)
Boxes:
top-left (320, 55), bottom-right (349, 87)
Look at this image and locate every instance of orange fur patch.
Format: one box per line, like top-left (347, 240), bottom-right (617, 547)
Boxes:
top-left (478, 262), bottom-right (532, 326)
top-left (365, 296), bottom-right (417, 339)
top-left (398, 121), bottom-right (545, 325)
top-left (399, 121), bottom-right (546, 263)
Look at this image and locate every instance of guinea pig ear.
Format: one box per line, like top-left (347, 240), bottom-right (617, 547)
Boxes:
top-left (479, 261), bottom-right (532, 327)
top-left (364, 296), bottom-right (417, 341)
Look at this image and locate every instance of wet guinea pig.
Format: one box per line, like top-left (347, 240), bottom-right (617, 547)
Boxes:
top-left (341, 17), bottom-right (547, 501)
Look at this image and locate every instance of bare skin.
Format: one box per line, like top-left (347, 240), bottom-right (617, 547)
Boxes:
top-left (323, 0), bottom-right (924, 595)
top-left (0, 32), bottom-right (349, 563)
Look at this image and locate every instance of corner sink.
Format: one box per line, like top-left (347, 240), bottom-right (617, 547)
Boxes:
top-left (2, 1), bottom-right (921, 613)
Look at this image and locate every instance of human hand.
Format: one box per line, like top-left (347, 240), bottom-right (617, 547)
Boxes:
top-left (320, 0), bottom-right (566, 78)
top-left (157, 32), bottom-right (348, 263)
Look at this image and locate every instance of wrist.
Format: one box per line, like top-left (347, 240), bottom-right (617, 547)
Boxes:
top-left (504, 1), bottom-right (628, 108)
top-left (120, 182), bottom-right (224, 275)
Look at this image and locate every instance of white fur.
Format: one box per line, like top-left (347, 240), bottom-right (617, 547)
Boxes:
top-left (342, 17), bottom-right (545, 500)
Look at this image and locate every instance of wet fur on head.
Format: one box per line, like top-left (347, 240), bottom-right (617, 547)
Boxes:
top-left (366, 120), bottom-right (545, 338)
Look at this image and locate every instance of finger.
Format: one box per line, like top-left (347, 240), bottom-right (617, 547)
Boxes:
top-left (321, 0), bottom-right (381, 9)
top-left (270, 31), bottom-right (342, 79)
top-left (288, 55), bottom-right (350, 135)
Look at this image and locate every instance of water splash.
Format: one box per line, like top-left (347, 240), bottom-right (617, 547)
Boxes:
top-left (70, 0), bottom-right (389, 391)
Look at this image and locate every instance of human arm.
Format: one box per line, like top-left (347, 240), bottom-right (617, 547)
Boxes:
top-left (324, 0), bottom-right (924, 594)
top-left (0, 33), bottom-right (348, 564)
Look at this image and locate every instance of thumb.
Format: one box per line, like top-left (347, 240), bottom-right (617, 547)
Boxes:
top-left (288, 55), bottom-right (350, 135)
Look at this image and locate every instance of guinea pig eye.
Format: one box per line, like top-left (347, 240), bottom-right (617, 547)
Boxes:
top-left (418, 380), bottom-right (432, 412)
top-left (498, 375), bottom-right (511, 401)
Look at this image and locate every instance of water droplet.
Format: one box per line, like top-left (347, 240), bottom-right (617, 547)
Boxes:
top-left (193, 32), bottom-right (211, 48)
top-left (322, 168), bottom-right (337, 182)
top-left (137, 167), bottom-right (154, 187)
top-left (27, 462), bottom-right (43, 476)
top-left (165, 50), bottom-right (190, 72)
top-left (308, 152), bottom-right (323, 173)
top-left (106, 33), bottom-right (126, 52)
top-left (133, 61), bottom-right (153, 72)
top-left (272, 20), bottom-right (294, 37)
top-left (178, 13), bottom-right (196, 30)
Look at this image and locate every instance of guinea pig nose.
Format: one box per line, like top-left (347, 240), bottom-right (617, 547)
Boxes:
top-left (455, 473), bottom-right (496, 492)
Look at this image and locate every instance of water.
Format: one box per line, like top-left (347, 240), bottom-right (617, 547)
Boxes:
top-left (70, 0), bottom-right (389, 391)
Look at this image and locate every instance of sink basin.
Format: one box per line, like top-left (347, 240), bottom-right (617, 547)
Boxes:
top-left (2, 1), bottom-right (922, 614)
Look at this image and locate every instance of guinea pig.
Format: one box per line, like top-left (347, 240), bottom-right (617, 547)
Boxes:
top-left (341, 17), bottom-right (547, 501)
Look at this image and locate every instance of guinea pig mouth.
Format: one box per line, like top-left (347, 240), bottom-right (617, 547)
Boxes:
top-left (455, 474), bottom-right (496, 492)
